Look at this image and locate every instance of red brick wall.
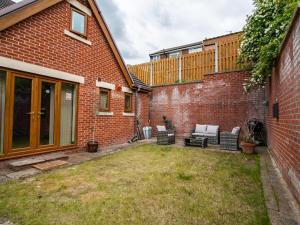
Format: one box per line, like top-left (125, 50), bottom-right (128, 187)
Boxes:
top-left (150, 71), bottom-right (265, 137)
top-left (267, 8), bottom-right (300, 204)
top-left (0, 1), bottom-right (135, 148)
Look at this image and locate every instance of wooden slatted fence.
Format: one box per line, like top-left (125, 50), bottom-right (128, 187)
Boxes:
top-left (128, 37), bottom-right (241, 86)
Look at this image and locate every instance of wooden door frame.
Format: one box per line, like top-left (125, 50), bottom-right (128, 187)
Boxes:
top-left (6, 72), bottom-right (38, 153)
top-left (0, 69), bottom-right (79, 159)
top-left (36, 78), bottom-right (59, 149)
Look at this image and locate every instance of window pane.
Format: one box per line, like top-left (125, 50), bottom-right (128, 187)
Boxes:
top-left (125, 94), bottom-right (131, 112)
top-left (72, 10), bottom-right (85, 34)
top-left (40, 82), bottom-right (55, 146)
top-left (100, 91), bottom-right (109, 111)
top-left (0, 71), bottom-right (6, 153)
top-left (12, 77), bottom-right (32, 149)
top-left (60, 83), bottom-right (77, 146)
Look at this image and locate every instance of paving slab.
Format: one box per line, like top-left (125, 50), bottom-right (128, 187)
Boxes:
top-left (9, 153), bottom-right (68, 171)
top-left (6, 168), bottom-right (40, 180)
top-left (258, 147), bottom-right (300, 225)
top-left (33, 160), bottom-right (69, 171)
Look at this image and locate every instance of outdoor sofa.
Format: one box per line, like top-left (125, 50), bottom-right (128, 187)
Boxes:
top-left (156, 125), bottom-right (176, 145)
top-left (191, 124), bottom-right (220, 145)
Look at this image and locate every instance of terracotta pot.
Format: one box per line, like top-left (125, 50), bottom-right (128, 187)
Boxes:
top-left (87, 141), bottom-right (99, 153)
top-left (240, 142), bottom-right (256, 154)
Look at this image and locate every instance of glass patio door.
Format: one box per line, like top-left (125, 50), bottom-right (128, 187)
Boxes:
top-left (37, 80), bottom-right (57, 147)
top-left (9, 74), bottom-right (58, 152)
top-left (11, 75), bottom-right (35, 150)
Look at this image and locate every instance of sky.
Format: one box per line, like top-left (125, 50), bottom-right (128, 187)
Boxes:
top-left (96, 0), bottom-right (254, 65)
top-left (13, 0), bottom-right (254, 65)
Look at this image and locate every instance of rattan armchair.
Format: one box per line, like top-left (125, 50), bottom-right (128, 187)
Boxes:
top-left (220, 127), bottom-right (241, 151)
top-left (156, 125), bottom-right (176, 145)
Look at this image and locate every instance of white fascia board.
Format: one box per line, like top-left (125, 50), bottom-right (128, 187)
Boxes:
top-left (0, 56), bottom-right (85, 84)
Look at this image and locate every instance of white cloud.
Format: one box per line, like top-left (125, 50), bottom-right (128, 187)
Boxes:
top-left (98, 0), bottom-right (254, 65)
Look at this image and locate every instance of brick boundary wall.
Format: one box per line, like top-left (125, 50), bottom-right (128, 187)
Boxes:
top-left (149, 71), bottom-right (266, 137)
top-left (266, 7), bottom-right (300, 204)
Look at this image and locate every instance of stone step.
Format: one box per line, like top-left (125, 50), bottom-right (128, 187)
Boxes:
top-left (33, 160), bottom-right (69, 171)
top-left (8, 153), bottom-right (69, 171)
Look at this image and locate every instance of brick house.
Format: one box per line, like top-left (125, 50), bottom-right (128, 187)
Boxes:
top-left (0, 0), bottom-right (150, 160)
top-left (149, 32), bottom-right (241, 61)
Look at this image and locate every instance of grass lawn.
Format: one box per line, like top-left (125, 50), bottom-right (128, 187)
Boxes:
top-left (0, 145), bottom-right (270, 225)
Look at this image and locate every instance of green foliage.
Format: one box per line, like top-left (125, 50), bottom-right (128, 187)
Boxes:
top-left (239, 0), bottom-right (299, 91)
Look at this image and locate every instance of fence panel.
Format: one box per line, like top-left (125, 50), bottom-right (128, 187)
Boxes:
top-left (152, 57), bottom-right (179, 85)
top-left (128, 36), bottom-right (242, 86)
top-left (218, 36), bottom-right (241, 72)
top-left (182, 49), bottom-right (215, 82)
top-left (127, 63), bottom-right (151, 85)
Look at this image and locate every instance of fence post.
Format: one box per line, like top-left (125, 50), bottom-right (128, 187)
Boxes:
top-left (215, 43), bottom-right (219, 73)
top-left (150, 62), bottom-right (153, 86)
top-left (178, 55), bottom-right (182, 83)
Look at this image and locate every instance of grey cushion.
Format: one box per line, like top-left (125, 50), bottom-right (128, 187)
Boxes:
top-left (192, 132), bottom-right (205, 136)
top-left (157, 125), bottom-right (167, 132)
top-left (206, 125), bottom-right (219, 134)
top-left (204, 133), bottom-right (217, 137)
top-left (195, 124), bottom-right (207, 133)
top-left (231, 127), bottom-right (241, 135)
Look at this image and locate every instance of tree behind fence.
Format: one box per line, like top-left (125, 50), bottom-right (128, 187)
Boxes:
top-left (128, 36), bottom-right (241, 86)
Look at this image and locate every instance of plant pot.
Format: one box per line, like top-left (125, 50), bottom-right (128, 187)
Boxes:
top-left (240, 142), bottom-right (256, 154)
top-left (87, 141), bottom-right (99, 153)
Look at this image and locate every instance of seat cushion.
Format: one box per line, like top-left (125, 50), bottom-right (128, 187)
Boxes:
top-left (157, 125), bottom-right (167, 132)
top-left (192, 132), bottom-right (205, 136)
top-left (206, 125), bottom-right (219, 134)
top-left (168, 133), bottom-right (175, 137)
top-left (195, 124), bottom-right (207, 133)
top-left (204, 133), bottom-right (217, 137)
top-left (231, 127), bottom-right (241, 135)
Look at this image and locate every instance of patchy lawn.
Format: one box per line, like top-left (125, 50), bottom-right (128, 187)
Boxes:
top-left (0, 145), bottom-right (270, 225)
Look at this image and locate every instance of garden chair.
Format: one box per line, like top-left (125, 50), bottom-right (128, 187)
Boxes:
top-left (220, 127), bottom-right (241, 151)
top-left (156, 125), bottom-right (175, 145)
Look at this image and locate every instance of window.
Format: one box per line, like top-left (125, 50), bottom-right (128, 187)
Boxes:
top-left (99, 88), bottom-right (111, 112)
top-left (151, 55), bottom-right (160, 61)
top-left (188, 47), bottom-right (202, 54)
top-left (71, 8), bottom-right (87, 36)
top-left (124, 93), bottom-right (133, 112)
top-left (168, 52), bottom-right (181, 58)
top-left (60, 83), bottom-right (77, 146)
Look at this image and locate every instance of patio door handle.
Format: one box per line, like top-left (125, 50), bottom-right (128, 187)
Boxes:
top-left (26, 112), bottom-right (35, 119)
top-left (37, 112), bottom-right (45, 119)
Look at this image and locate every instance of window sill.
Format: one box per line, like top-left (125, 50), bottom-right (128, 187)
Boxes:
top-left (123, 112), bottom-right (135, 117)
top-left (97, 112), bottom-right (114, 116)
top-left (64, 30), bottom-right (91, 46)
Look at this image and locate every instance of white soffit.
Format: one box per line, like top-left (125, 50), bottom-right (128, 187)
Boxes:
top-left (0, 56), bottom-right (85, 84)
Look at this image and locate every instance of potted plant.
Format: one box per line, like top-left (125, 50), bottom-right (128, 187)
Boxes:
top-left (87, 88), bottom-right (99, 153)
top-left (240, 120), bottom-right (256, 154)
